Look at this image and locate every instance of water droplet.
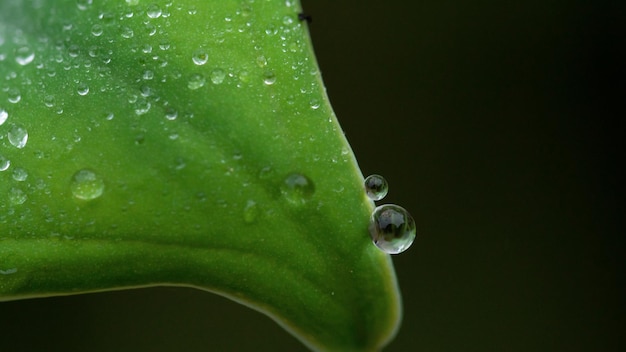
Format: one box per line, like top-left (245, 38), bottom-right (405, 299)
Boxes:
top-left (187, 74), bottom-right (206, 90)
top-left (15, 47), bottom-right (35, 66)
top-left (71, 169), bottom-right (105, 200)
top-left (8, 187), bottom-right (27, 205)
top-left (8, 124), bottom-right (28, 149)
top-left (263, 71), bottom-right (276, 85)
top-left (281, 173), bottom-right (315, 205)
top-left (77, 83), bottom-right (90, 96)
top-left (8, 88), bottom-right (21, 103)
top-left (0, 268), bottom-right (18, 275)
top-left (147, 4), bottom-right (162, 18)
top-left (0, 108), bottom-right (7, 125)
top-left (164, 107), bottom-right (178, 120)
top-left (243, 200), bottom-right (259, 223)
top-left (121, 26), bottom-right (134, 38)
top-left (210, 68), bottom-right (225, 84)
top-left (309, 99), bottom-right (320, 110)
top-left (0, 155), bottom-right (10, 171)
top-left (364, 174), bottom-right (388, 201)
top-left (77, 0), bottom-right (93, 10)
top-left (192, 49), bottom-right (208, 65)
top-left (12, 167), bottom-right (28, 181)
top-left (256, 55), bottom-right (267, 67)
top-left (91, 24), bottom-right (103, 36)
top-left (126, 0), bottom-right (139, 6)
top-left (369, 204), bottom-right (416, 254)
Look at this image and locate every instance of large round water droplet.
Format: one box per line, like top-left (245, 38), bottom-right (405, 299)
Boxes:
top-left (364, 174), bottom-right (388, 201)
top-left (8, 124), bottom-right (28, 149)
top-left (12, 167), bottom-right (28, 181)
top-left (71, 169), bottom-right (105, 200)
top-left (210, 68), bottom-right (226, 84)
top-left (15, 47), bottom-right (35, 66)
top-left (281, 173), bottom-right (315, 205)
top-left (263, 71), bottom-right (276, 85)
top-left (369, 204), bottom-right (416, 254)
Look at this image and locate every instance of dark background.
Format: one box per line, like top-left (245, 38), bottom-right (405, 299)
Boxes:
top-left (2, 1), bottom-right (624, 351)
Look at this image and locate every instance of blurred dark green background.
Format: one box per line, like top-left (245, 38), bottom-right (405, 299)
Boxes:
top-left (2, 1), bottom-right (623, 351)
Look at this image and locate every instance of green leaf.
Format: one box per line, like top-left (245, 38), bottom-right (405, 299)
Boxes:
top-left (0, 1), bottom-right (401, 350)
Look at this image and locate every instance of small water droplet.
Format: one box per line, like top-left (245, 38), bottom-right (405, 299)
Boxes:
top-left (76, 0), bottom-right (93, 10)
top-left (364, 174), bottom-right (388, 201)
top-left (164, 107), bottom-right (178, 120)
top-left (0, 108), bottom-right (8, 125)
top-left (77, 83), bottom-right (90, 96)
top-left (8, 88), bottom-right (21, 103)
top-left (263, 71), bottom-right (276, 85)
top-left (243, 200), bottom-right (259, 223)
top-left (0, 155), bottom-right (10, 171)
top-left (71, 169), bottom-right (105, 200)
top-left (256, 55), bottom-right (267, 67)
top-left (210, 68), bottom-right (225, 84)
top-left (192, 49), bottom-right (208, 65)
top-left (369, 204), bottom-right (416, 254)
top-left (187, 74), bottom-right (206, 90)
top-left (8, 187), bottom-right (27, 205)
top-left (8, 124), bottom-right (28, 149)
top-left (147, 4), bottom-right (162, 18)
top-left (15, 47), bottom-right (35, 66)
top-left (12, 167), bottom-right (28, 181)
top-left (121, 26), bottom-right (134, 38)
top-left (281, 173), bottom-right (315, 205)
top-left (91, 24), bottom-right (103, 36)
top-left (309, 99), bottom-right (320, 110)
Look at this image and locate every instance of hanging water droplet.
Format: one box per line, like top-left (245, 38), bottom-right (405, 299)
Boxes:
top-left (8, 187), bottom-right (27, 205)
top-left (364, 174), bottom-right (388, 201)
top-left (15, 47), bottom-right (35, 66)
top-left (210, 68), bottom-right (225, 84)
top-left (369, 204), bottom-right (416, 254)
top-left (0, 155), bottom-right (10, 171)
top-left (243, 200), bottom-right (259, 223)
top-left (187, 74), bottom-right (206, 90)
top-left (0, 108), bottom-right (8, 125)
top-left (281, 173), bottom-right (315, 205)
top-left (12, 167), bottom-right (28, 181)
top-left (192, 49), bottom-right (208, 65)
top-left (263, 71), bottom-right (276, 85)
top-left (71, 169), bottom-right (105, 200)
top-left (8, 124), bottom-right (28, 149)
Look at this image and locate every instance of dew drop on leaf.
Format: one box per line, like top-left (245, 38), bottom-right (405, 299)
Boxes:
top-left (0, 108), bottom-right (8, 125)
top-left (8, 187), bottom-right (27, 205)
top-left (281, 173), bottom-right (315, 206)
top-left (8, 124), bottom-right (28, 149)
top-left (210, 68), bottom-right (225, 84)
top-left (15, 47), bottom-right (35, 66)
top-left (0, 155), bottom-right (10, 171)
top-left (369, 204), bottom-right (416, 254)
top-left (192, 49), bottom-right (208, 65)
top-left (187, 74), bottom-right (206, 90)
top-left (71, 169), bottom-right (105, 201)
top-left (364, 174), bottom-right (388, 201)
top-left (12, 167), bottom-right (28, 181)
top-left (263, 71), bottom-right (276, 85)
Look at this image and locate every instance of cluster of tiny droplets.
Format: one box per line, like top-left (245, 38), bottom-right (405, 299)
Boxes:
top-left (364, 174), bottom-right (416, 254)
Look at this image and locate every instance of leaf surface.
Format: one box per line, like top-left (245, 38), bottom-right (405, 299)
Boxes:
top-left (0, 1), bottom-right (401, 350)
